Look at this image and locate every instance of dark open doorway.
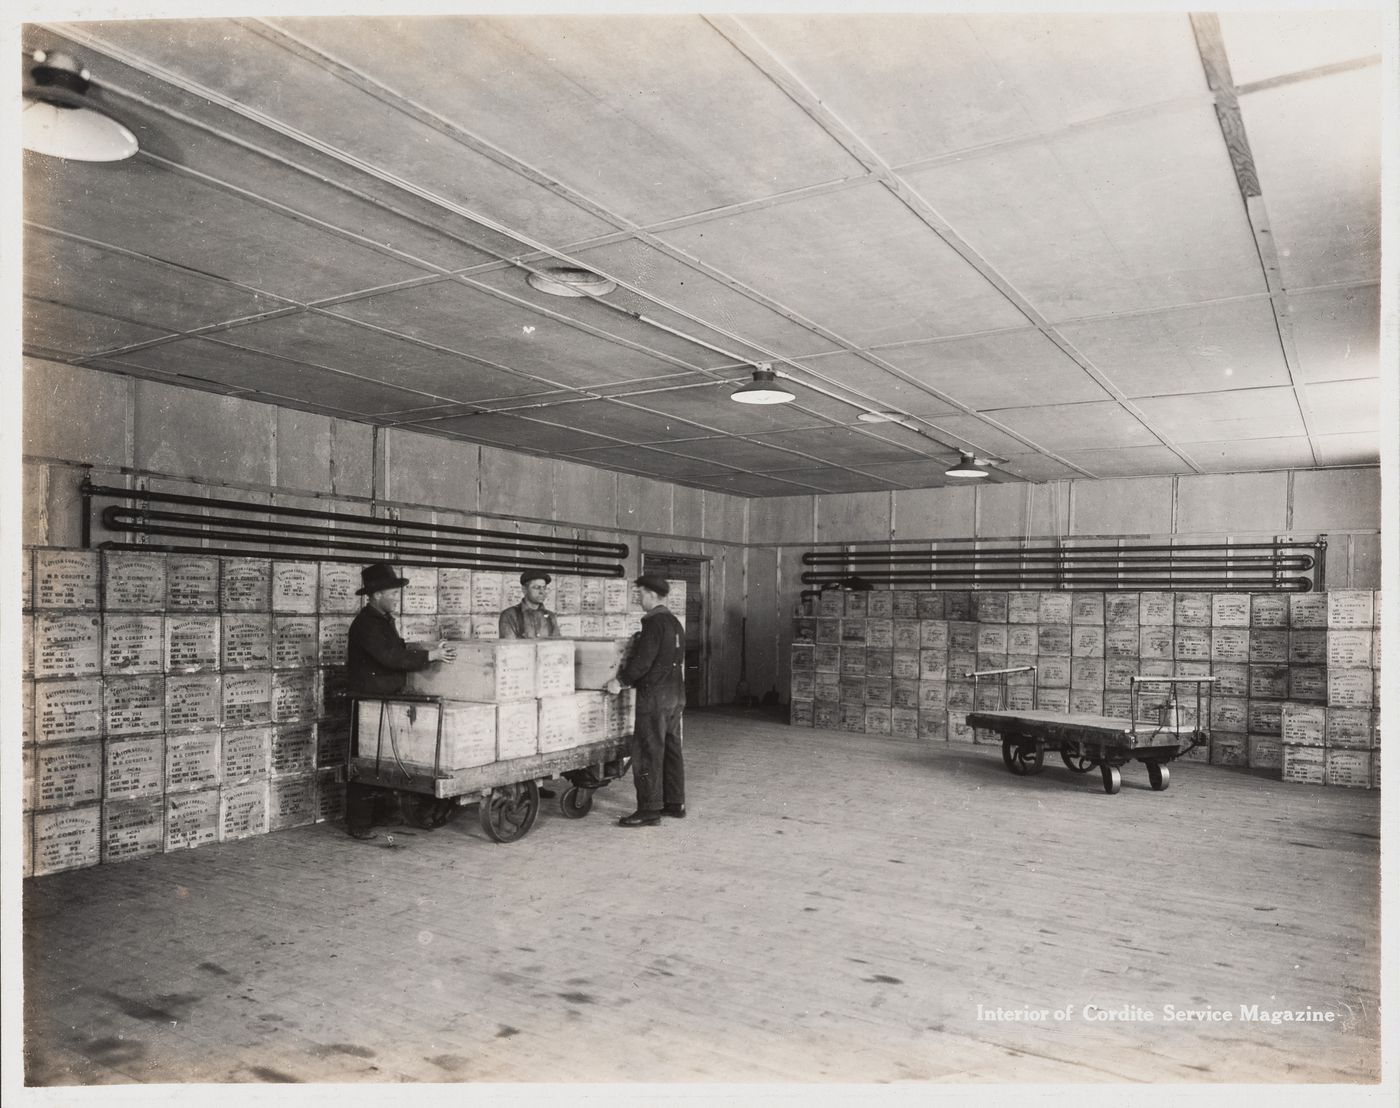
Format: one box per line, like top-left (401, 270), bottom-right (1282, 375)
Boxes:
top-left (641, 552), bottom-right (707, 707)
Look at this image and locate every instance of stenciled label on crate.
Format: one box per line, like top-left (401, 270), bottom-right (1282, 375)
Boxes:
top-left (864, 707), bottom-right (892, 734)
top-left (975, 624), bottom-right (1007, 654)
top-left (34, 679), bottom-right (102, 744)
top-left (166, 731), bottom-right (220, 793)
top-left (1139, 593), bottom-right (1174, 626)
top-left (1037, 593), bottom-right (1071, 625)
top-left (102, 798), bottom-right (164, 864)
top-left (1289, 630), bottom-right (1327, 665)
top-left (166, 673), bottom-right (221, 732)
top-left (813, 673), bottom-right (840, 702)
top-left (103, 552), bottom-right (167, 611)
top-left (471, 615), bottom-right (502, 640)
top-left (222, 614), bottom-right (272, 669)
top-left (1288, 666), bottom-right (1327, 701)
top-left (1326, 630), bottom-right (1372, 669)
top-left (840, 649), bottom-right (866, 676)
top-left (317, 563), bottom-right (360, 614)
top-left (1327, 669), bottom-right (1372, 709)
top-left (889, 679), bottom-right (918, 710)
top-left (1138, 627), bottom-right (1173, 661)
top-left (865, 678), bottom-right (892, 707)
top-left (1209, 663), bottom-right (1248, 698)
top-left (918, 620), bottom-right (949, 652)
top-left (34, 614), bottom-right (101, 678)
top-left (842, 618), bottom-right (868, 646)
top-left (841, 592), bottom-right (867, 619)
top-left (943, 592), bottom-right (973, 621)
top-left (1210, 734), bottom-right (1248, 767)
top-left (272, 722), bottom-right (318, 777)
top-left (890, 592), bottom-right (918, 619)
top-left (319, 616), bottom-right (352, 665)
top-left (791, 642), bottom-right (815, 671)
top-left (401, 573), bottom-right (438, 616)
top-left (166, 615), bottom-right (220, 672)
top-left (104, 615), bottom-right (163, 674)
top-left (21, 548), bottom-right (33, 610)
top-left (1038, 656), bottom-right (1071, 688)
top-left (1247, 735), bottom-right (1283, 769)
top-left (888, 652), bottom-right (918, 681)
top-left (538, 695), bottom-right (582, 753)
top-left (918, 710), bottom-right (948, 740)
top-left (1325, 707), bottom-right (1372, 749)
top-left (1247, 700), bottom-right (1283, 736)
top-left (1249, 630), bottom-right (1289, 664)
top-left (221, 558), bottom-right (272, 611)
top-left (910, 592), bottom-right (941, 620)
top-left (272, 617), bottom-right (319, 670)
top-left (36, 742), bottom-right (103, 810)
top-left (33, 806), bottom-right (101, 875)
top-left (1211, 697), bottom-right (1248, 732)
top-left (1071, 626), bottom-right (1104, 658)
top-left (1281, 703), bottom-right (1325, 744)
top-left (317, 718), bottom-right (350, 766)
top-left (400, 615), bottom-right (438, 642)
top-left (1325, 749), bottom-right (1373, 788)
top-left (1250, 594), bottom-right (1289, 628)
top-left (224, 727), bottom-right (272, 783)
top-left (105, 737), bottom-right (164, 800)
top-left (166, 789), bottom-right (220, 851)
top-left (222, 671), bottom-right (272, 727)
top-left (221, 779), bottom-right (271, 841)
top-left (315, 770), bottom-right (347, 823)
top-left (270, 562), bottom-right (318, 614)
top-left (1069, 593), bottom-right (1102, 625)
top-left (436, 568), bottom-right (472, 614)
top-left (1211, 628), bottom-right (1250, 663)
top-left (1174, 627), bottom-right (1211, 661)
top-left (865, 619), bottom-right (893, 649)
top-left (35, 550), bottom-right (101, 609)
top-left (886, 620), bottom-right (917, 651)
top-left (166, 554), bottom-right (220, 612)
top-left (1211, 594), bottom-right (1250, 627)
top-left (1104, 629), bottom-right (1138, 661)
top-left (269, 774), bottom-right (318, 831)
top-left (573, 577), bottom-right (601, 617)
top-left (1249, 665), bottom-right (1288, 700)
top-left (1173, 593), bottom-right (1211, 627)
top-left (1282, 744), bottom-right (1325, 783)
top-left (1071, 658), bottom-right (1105, 688)
top-left (105, 675), bottom-right (164, 736)
top-left (976, 592), bottom-right (1009, 623)
top-left (839, 676), bottom-right (865, 702)
top-left (1327, 590), bottom-right (1374, 629)
top-left (919, 649), bottom-right (948, 680)
top-left (865, 650), bottom-right (894, 679)
top-left (813, 702), bottom-right (838, 729)
top-left (1038, 624), bottom-right (1072, 657)
top-left (1104, 594), bottom-right (1139, 627)
top-left (273, 671), bottom-right (319, 723)
top-left (1288, 593), bottom-right (1327, 629)
top-left (813, 644), bottom-right (840, 673)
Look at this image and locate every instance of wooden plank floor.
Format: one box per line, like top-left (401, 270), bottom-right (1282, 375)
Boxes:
top-left (22, 709), bottom-right (1382, 1087)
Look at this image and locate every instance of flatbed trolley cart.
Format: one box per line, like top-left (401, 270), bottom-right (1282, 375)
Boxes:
top-left (965, 673), bottom-right (1217, 795)
top-left (349, 695), bottom-right (631, 842)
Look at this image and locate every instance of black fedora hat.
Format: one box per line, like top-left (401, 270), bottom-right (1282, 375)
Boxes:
top-left (357, 562), bottom-right (409, 595)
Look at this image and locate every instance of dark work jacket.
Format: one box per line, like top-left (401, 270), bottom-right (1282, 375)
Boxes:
top-left (618, 604), bottom-right (685, 702)
top-left (346, 605), bottom-right (432, 697)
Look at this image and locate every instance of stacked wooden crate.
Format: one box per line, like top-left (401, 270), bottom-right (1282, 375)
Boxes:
top-left (789, 586), bottom-right (1382, 790)
top-left (18, 548), bottom-right (643, 879)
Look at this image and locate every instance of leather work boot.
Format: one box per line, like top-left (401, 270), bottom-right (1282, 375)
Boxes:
top-left (661, 804), bottom-right (686, 818)
top-left (617, 811), bottom-right (661, 827)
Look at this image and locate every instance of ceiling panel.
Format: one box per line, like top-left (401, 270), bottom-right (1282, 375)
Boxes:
top-left (664, 436), bottom-right (820, 471)
top-left (216, 310), bottom-right (553, 403)
top-left (1304, 378), bottom-right (1380, 435)
top-left (1056, 445), bottom-right (1196, 477)
top-left (659, 183), bottom-right (1027, 347)
top-left (1219, 10), bottom-right (1383, 86)
top-left (71, 19), bottom-right (618, 246)
top-left (275, 15), bottom-right (861, 226)
top-left (989, 402), bottom-right (1162, 453)
top-left (25, 229), bottom-right (290, 335)
top-left (93, 340), bottom-right (454, 417)
top-left (23, 300), bottom-right (172, 358)
top-left (749, 426), bottom-right (923, 467)
top-left (572, 239), bottom-right (841, 360)
top-left (874, 329), bottom-right (1109, 410)
top-left (24, 155), bottom-right (431, 301)
top-left (563, 445), bottom-right (742, 480)
top-left (1240, 67), bottom-right (1382, 290)
top-left (787, 351), bottom-right (964, 416)
top-left (746, 13), bottom-right (1208, 166)
top-left (1189, 436), bottom-right (1316, 472)
top-left (1131, 387), bottom-right (1306, 444)
top-left (849, 459), bottom-right (961, 488)
top-left (684, 472), bottom-right (823, 496)
top-left (324, 281), bottom-right (694, 389)
top-left (1315, 432), bottom-right (1380, 466)
top-left (916, 415), bottom-right (1040, 461)
top-left (996, 454), bottom-right (1085, 481)
top-left (1286, 286), bottom-right (1381, 383)
top-left (404, 412), bottom-right (614, 455)
top-left (528, 400), bottom-right (711, 445)
top-left (767, 468), bottom-right (898, 494)
top-left (902, 104), bottom-right (1265, 320)
top-left (1057, 299), bottom-right (1291, 399)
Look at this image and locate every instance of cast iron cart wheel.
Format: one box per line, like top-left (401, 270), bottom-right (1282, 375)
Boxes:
top-left (1147, 762), bottom-right (1171, 791)
top-left (479, 781), bottom-right (541, 843)
top-left (407, 794), bottom-right (453, 831)
top-left (1060, 746), bottom-right (1096, 774)
top-left (559, 786), bottom-right (594, 819)
top-left (1002, 737), bottom-right (1045, 776)
top-left (1101, 764), bottom-right (1122, 795)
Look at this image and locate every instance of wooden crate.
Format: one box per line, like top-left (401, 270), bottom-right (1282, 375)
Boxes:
top-left (220, 779), bottom-right (271, 841)
top-left (222, 614), bottom-right (273, 670)
top-left (165, 788), bottom-right (220, 852)
top-left (574, 638), bottom-right (630, 690)
top-left (273, 669), bottom-right (319, 722)
top-left (402, 572), bottom-right (438, 616)
top-left (1211, 593), bottom-right (1250, 628)
top-left (1173, 593), bottom-right (1211, 627)
top-left (1247, 734), bottom-right (1283, 771)
top-left (574, 691), bottom-right (607, 741)
top-left (166, 614), bottom-right (221, 673)
top-left (34, 613), bottom-right (102, 678)
top-left (1327, 669), bottom-right (1373, 709)
top-left (269, 774), bottom-right (318, 831)
top-left (104, 736), bottom-right (165, 801)
top-left (103, 614), bottom-right (164, 675)
top-left (167, 673), bottom-right (222, 732)
top-left (33, 678), bottom-right (102, 745)
top-left (1327, 590), bottom-right (1374, 629)
top-left (33, 805), bottom-right (101, 875)
top-left (472, 571), bottom-right (504, 614)
top-left (220, 558), bottom-right (272, 612)
top-left (316, 769), bottom-right (346, 822)
top-left (603, 688), bottom-right (635, 739)
top-left (497, 699), bottom-right (539, 760)
top-left (1326, 707), bottom-right (1373, 750)
top-left (317, 563), bottom-right (360, 615)
top-left (438, 568), bottom-right (473, 614)
top-left (1250, 593), bottom-right (1290, 628)
top-left (1281, 702), bottom-right (1326, 745)
top-left (166, 554), bottom-right (220, 612)
top-left (34, 549), bottom-right (100, 610)
top-left (355, 699), bottom-right (497, 769)
top-left (1288, 593), bottom-right (1327, 629)
top-left (105, 675), bottom-right (164, 737)
top-left (1325, 749), bottom-right (1373, 789)
top-left (103, 551), bottom-right (167, 611)
top-left (166, 732), bottom-right (221, 793)
top-left (102, 797), bottom-right (165, 864)
top-left (272, 722), bottom-right (318, 778)
top-left (406, 640), bottom-right (536, 701)
top-left (222, 671), bottom-right (273, 727)
top-left (35, 741), bottom-right (103, 810)
top-left (538, 694), bottom-right (582, 754)
top-left (272, 616), bottom-right (319, 670)
top-left (318, 615), bottom-right (352, 666)
top-left (535, 640), bottom-right (576, 696)
top-left (223, 727), bottom-right (273, 784)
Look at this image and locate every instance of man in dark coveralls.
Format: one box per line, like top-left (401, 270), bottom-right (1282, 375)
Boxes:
top-left (344, 562), bottom-right (455, 839)
top-left (606, 574), bottom-right (685, 827)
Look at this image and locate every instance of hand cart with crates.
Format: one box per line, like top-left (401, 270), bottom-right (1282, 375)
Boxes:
top-left (963, 665), bottom-right (1216, 795)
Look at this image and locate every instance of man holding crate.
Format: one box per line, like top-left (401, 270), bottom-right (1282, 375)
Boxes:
top-left (607, 574), bottom-right (686, 827)
top-left (345, 562), bottom-right (456, 839)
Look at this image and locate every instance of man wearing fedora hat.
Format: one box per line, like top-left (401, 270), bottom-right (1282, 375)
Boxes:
top-left (344, 563), bottom-right (456, 838)
top-left (498, 569), bottom-right (561, 640)
top-left (606, 574), bottom-right (686, 827)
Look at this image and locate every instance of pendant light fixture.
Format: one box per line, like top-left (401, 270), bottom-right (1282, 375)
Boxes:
top-left (730, 364), bottom-right (796, 405)
top-left (22, 50), bottom-right (139, 162)
top-left (945, 452), bottom-right (991, 478)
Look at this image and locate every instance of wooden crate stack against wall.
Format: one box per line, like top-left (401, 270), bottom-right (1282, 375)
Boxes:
top-left (788, 584), bottom-right (1382, 791)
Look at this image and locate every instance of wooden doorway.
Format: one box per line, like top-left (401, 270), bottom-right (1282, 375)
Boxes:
top-left (642, 552), bottom-right (708, 707)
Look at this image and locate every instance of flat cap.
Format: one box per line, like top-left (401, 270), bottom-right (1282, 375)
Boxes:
top-left (633, 574), bottom-right (670, 597)
top-left (520, 570), bottom-right (552, 586)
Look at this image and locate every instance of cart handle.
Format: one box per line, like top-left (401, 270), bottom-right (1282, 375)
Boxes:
top-left (1129, 676), bottom-right (1218, 684)
top-left (965, 665), bottom-right (1037, 679)
top-left (349, 693), bottom-right (444, 704)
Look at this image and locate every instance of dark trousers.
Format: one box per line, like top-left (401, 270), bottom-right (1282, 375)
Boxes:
top-left (629, 693), bottom-right (684, 813)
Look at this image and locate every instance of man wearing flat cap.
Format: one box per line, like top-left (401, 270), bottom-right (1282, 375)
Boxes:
top-left (607, 574), bottom-right (686, 827)
top-left (499, 570), bottom-right (561, 640)
top-left (345, 563), bottom-right (455, 838)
